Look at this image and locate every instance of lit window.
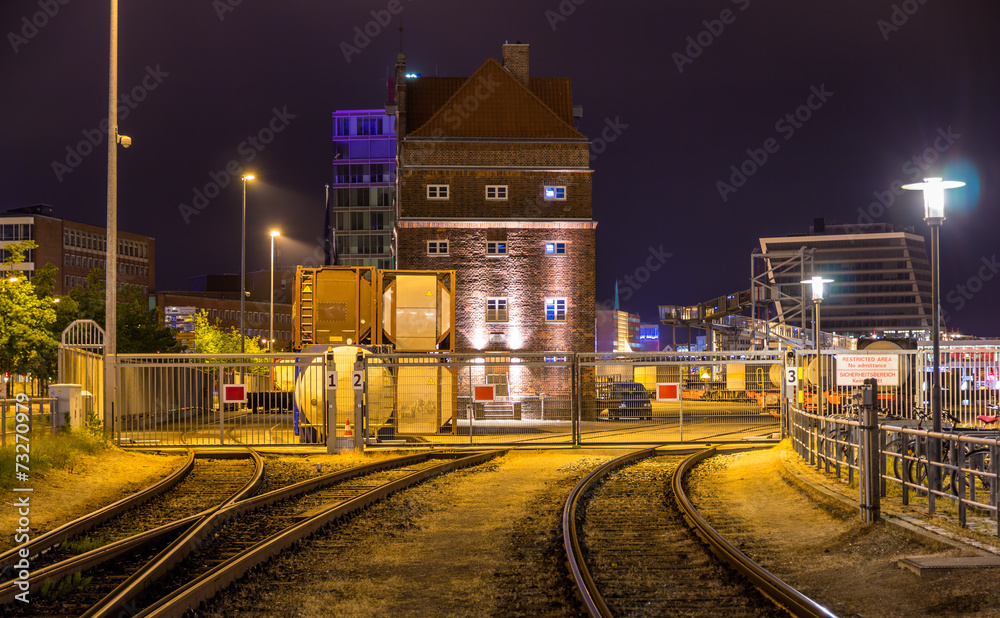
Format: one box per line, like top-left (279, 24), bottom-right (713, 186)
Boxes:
top-left (427, 185), bottom-right (449, 200)
top-left (544, 186), bottom-right (566, 200)
top-left (485, 185), bottom-right (508, 200)
top-left (486, 297), bottom-right (508, 322)
top-left (486, 241), bottom-right (507, 256)
top-left (545, 298), bottom-right (567, 322)
top-left (427, 240), bottom-right (449, 255)
top-left (545, 241), bottom-right (567, 255)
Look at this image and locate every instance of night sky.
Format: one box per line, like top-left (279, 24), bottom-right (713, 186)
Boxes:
top-left (2, 1), bottom-right (999, 336)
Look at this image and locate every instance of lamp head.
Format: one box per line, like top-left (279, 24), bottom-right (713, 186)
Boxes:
top-left (902, 177), bottom-right (965, 222)
top-left (801, 276), bottom-right (834, 302)
top-left (242, 174), bottom-right (255, 182)
top-left (270, 230), bottom-right (280, 238)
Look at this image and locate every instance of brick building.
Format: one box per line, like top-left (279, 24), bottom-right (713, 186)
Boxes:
top-left (0, 204), bottom-right (155, 297)
top-left (391, 43), bottom-right (596, 354)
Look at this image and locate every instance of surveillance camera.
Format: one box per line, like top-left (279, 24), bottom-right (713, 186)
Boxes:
top-left (120, 135), bottom-right (132, 148)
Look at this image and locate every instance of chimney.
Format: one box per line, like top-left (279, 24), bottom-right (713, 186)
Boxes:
top-left (502, 43), bottom-right (529, 86)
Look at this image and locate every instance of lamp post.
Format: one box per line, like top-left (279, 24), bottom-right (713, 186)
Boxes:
top-left (240, 174), bottom-right (255, 368)
top-left (903, 176), bottom-right (965, 496)
top-left (269, 230), bottom-right (280, 352)
top-left (802, 276), bottom-right (833, 417)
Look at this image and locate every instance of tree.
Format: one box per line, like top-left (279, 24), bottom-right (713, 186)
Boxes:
top-left (193, 310), bottom-right (264, 355)
top-left (68, 269), bottom-right (181, 354)
top-left (0, 241), bottom-right (58, 382)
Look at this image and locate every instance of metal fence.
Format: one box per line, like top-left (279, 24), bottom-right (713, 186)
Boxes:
top-left (115, 353), bottom-right (326, 447)
top-left (789, 347), bottom-right (1000, 422)
top-left (58, 346), bottom-right (104, 423)
top-left (1, 397), bottom-right (57, 447)
top-left (363, 352), bottom-right (576, 446)
top-left (577, 351), bottom-right (784, 444)
top-left (104, 346), bottom-right (1000, 449)
top-left (790, 403), bottom-right (1000, 534)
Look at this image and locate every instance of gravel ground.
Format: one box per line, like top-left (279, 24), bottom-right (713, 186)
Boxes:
top-left (690, 444), bottom-right (1000, 617)
top-left (202, 450), bottom-right (616, 618)
top-left (13, 444), bottom-right (1000, 617)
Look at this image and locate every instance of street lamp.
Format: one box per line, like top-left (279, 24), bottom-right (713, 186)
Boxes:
top-left (269, 229), bottom-right (280, 352)
top-left (903, 176), bottom-right (965, 495)
top-left (802, 276), bottom-right (833, 416)
top-left (240, 174), bottom-right (255, 369)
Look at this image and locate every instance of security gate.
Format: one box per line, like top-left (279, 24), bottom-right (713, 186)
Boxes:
top-left (115, 353), bottom-right (326, 447)
top-left (576, 352), bottom-right (785, 445)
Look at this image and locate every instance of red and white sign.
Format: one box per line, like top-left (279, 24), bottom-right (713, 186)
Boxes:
top-left (657, 383), bottom-right (680, 401)
top-left (835, 354), bottom-right (900, 386)
top-left (222, 384), bottom-right (247, 404)
top-left (473, 385), bottom-right (495, 402)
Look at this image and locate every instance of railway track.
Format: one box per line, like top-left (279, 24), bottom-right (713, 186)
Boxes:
top-left (563, 447), bottom-right (836, 617)
top-left (1, 450), bottom-right (502, 617)
top-left (0, 449), bottom-right (264, 615)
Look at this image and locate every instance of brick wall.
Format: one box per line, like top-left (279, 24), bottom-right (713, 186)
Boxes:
top-left (403, 141), bottom-right (589, 168)
top-left (399, 169), bottom-right (591, 220)
top-left (398, 226), bottom-right (595, 353)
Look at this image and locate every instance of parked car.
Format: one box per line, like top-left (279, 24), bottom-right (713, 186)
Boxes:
top-left (596, 381), bottom-right (653, 420)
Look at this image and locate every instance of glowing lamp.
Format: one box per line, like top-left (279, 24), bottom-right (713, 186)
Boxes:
top-left (801, 276), bottom-right (834, 302)
top-left (902, 177), bottom-right (965, 221)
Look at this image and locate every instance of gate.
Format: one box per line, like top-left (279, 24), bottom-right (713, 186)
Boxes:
top-left (576, 352), bottom-right (785, 444)
top-left (59, 319), bottom-right (105, 423)
top-left (363, 352), bottom-right (575, 446)
top-left (114, 353), bottom-right (325, 447)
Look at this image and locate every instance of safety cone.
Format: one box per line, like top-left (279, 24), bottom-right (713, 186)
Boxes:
top-left (344, 418), bottom-right (353, 438)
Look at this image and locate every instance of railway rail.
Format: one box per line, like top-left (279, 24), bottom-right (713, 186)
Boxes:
top-left (1, 450), bottom-right (502, 617)
top-left (0, 449), bottom-right (264, 613)
top-left (563, 446), bottom-right (836, 617)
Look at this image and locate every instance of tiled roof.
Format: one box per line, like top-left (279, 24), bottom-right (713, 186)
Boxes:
top-left (406, 77), bottom-right (466, 131)
top-left (407, 58), bottom-right (584, 140)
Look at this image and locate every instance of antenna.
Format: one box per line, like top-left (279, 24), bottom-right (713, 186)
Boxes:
top-left (399, 18), bottom-right (404, 53)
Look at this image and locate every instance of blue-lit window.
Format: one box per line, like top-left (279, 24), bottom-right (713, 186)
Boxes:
top-left (543, 186), bottom-right (566, 200)
top-left (486, 241), bottom-right (507, 256)
top-left (545, 298), bottom-right (567, 322)
top-left (427, 185), bottom-right (449, 200)
top-left (544, 356), bottom-right (568, 363)
top-left (545, 242), bottom-right (566, 255)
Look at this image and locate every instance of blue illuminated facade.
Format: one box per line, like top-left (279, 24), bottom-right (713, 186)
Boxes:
top-left (330, 109), bottom-right (396, 269)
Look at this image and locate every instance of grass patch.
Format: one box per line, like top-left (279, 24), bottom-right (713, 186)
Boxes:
top-left (0, 427), bottom-right (112, 490)
top-left (39, 571), bottom-right (92, 600)
top-left (59, 536), bottom-right (107, 554)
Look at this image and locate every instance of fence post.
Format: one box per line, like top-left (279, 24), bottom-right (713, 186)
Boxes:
top-left (353, 352), bottom-right (365, 451)
top-left (860, 378), bottom-right (880, 524)
top-left (326, 350), bottom-right (337, 455)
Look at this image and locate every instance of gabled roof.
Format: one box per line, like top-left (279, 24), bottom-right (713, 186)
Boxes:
top-left (408, 58), bottom-right (584, 140)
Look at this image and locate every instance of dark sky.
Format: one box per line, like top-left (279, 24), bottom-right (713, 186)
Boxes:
top-left (2, 1), bottom-right (999, 336)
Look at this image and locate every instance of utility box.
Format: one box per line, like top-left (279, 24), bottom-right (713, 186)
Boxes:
top-left (48, 384), bottom-right (83, 429)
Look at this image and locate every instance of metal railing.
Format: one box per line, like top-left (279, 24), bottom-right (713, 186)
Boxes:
top-left (790, 403), bottom-right (1000, 535)
top-left (1, 397), bottom-right (58, 446)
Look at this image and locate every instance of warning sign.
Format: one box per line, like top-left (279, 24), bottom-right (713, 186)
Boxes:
top-left (222, 384), bottom-right (247, 404)
top-left (473, 385), bottom-right (495, 402)
top-left (657, 383), bottom-right (680, 401)
top-left (835, 354), bottom-right (899, 386)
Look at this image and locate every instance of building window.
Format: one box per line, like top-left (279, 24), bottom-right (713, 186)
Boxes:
top-left (486, 241), bottom-right (507, 256)
top-left (544, 186), bottom-right (566, 200)
top-left (545, 241), bottom-right (567, 255)
top-left (427, 185), bottom-right (449, 200)
top-left (427, 240), bottom-right (449, 256)
top-left (545, 298), bottom-right (567, 322)
top-left (485, 185), bottom-right (507, 200)
top-left (486, 297), bottom-right (508, 322)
